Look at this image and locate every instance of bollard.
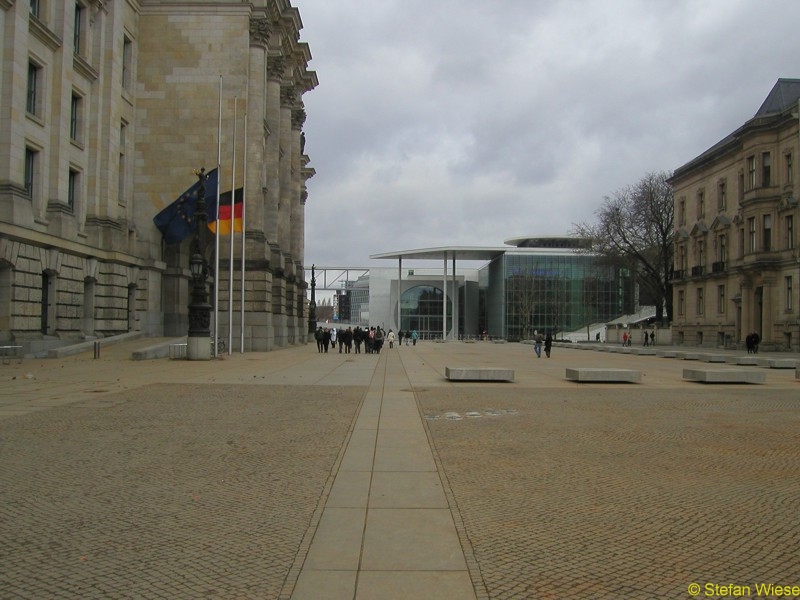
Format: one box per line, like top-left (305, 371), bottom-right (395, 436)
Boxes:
top-left (93, 340), bottom-right (100, 359)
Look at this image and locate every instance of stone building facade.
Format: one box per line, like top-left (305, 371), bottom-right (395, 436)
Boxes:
top-left (670, 79), bottom-right (800, 351)
top-left (0, 0), bottom-right (316, 354)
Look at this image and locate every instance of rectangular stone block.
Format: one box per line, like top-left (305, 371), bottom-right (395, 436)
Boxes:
top-left (727, 356), bottom-right (759, 365)
top-left (682, 368), bottom-right (765, 384)
top-left (700, 354), bottom-right (728, 363)
top-left (564, 368), bottom-right (641, 383)
top-left (632, 348), bottom-right (656, 355)
top-left (658, 350), bottom-right (679, 358)
top-left (763, 358), bottom-right (799, 369)
top-left (445, 367), bottom-right (514, 382)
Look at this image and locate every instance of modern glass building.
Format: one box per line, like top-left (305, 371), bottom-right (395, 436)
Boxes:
top-left (368, 237), bottom-right (635, 341)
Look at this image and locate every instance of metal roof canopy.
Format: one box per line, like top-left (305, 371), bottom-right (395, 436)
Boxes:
top-left (370, 246), bottom-right (507, 262)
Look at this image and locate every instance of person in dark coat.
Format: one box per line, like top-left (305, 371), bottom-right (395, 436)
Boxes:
top-left (544, 331), bottom-right (553, 358)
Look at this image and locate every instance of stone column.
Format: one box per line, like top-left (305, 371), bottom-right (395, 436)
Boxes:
top-left (740, 280), bottom-right (752, 342)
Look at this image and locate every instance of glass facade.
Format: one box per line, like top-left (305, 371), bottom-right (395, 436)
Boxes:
top-left (483, 251), bottom-right (632, 341)
top-left (399, 285), bottom-right (453, 339)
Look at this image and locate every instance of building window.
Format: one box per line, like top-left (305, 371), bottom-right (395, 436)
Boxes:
top-left (27, 61), bottom-right (42, 116)
top-left (30, 0), bottom-right (41, 18)
top-left (68, 169), bottom-right (79, 210)
top-left (717, 180), bottom-right (727, 211)
top-left (717, 285), bottom-right (725, 314)
top-left (786, 153), bottom-right (793, 184)
top-left (118, 122), bottom-right (127, 204)
top-left (697, 239), bottom-right (705, 270)
top-left (763, 214), bottom-right (772, 252)
top-left (74, 3), bottom-right (86, 55)
top-left (786, 276), bottom-right (794, 313)
top-left (762, 152), bottom-right (771, 187)
top-left (787, 215), bottom-right (795, 250)
top-left (697, 189), bottom-right (705, 220)
top-left (747, 156), bottom-right (756, 190)
top-left (122, 36), bottom-right (133, 92)
top-left (70, 93), bottom-right (82, 142)
top-left (696, 287), bottom-right (704, 316)
top-left (719, 233), bottom-right (727, 262)
top-left (678, 197), bottom-right (686, 226)
top-left (678, 290), bottom-right (685, 316)
top-left (738, 228), bottom-right (744, 258)
top-left (24, 148), bottom-right (38, 199)
top-left (748, 217), bottom-right (756, 253)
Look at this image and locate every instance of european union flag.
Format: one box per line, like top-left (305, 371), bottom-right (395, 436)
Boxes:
top-left (153, 169), bottom-right (219, 244)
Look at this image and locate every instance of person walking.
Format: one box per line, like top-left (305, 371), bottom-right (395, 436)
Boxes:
top-left (544, 331), bottom-right (553, 358)
top-left (330, 327), bottom-right (337, 350)
top-left (534, 331), bottom-right (543, 358)
top-left (374, 327), bottom-right (385, 353)
top-left (322, 328), bottom-right (331, 353)
top-left (649, 330), bottom-right (655, 346)
top-left (411, 330), bottom-right (418, 346)
top-left (387, 329), bottom-right (396, 349)
top-left (315, 326), bottom-right (324, 353)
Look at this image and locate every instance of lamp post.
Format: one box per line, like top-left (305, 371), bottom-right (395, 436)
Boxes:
top-left (187, 168), bottom-right (211, 360)
top-left (308, 264), bottom-right (317, 336)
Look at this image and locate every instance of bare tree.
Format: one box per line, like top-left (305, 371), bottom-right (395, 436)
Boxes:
top-left (573, 171), bottom-right (674, 323)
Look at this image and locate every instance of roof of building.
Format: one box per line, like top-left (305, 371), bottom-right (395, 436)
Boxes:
top-left (755, 78), bottom-right (800, 116)
top-left (672, 78), bottom-right (800, 180)
top-left (370, 237), bottom-right (590, 262)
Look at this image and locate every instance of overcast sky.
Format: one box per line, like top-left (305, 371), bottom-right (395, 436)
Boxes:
top-left (297, 0), bottom-right (800, 269)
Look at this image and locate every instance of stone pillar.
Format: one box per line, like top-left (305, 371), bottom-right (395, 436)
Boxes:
top-left (762, 276), bottom-right (775, 343)
top-left (740, 281), bottom-right (752, 342)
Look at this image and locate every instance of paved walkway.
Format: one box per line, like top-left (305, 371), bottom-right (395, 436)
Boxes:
top-left (1, 339), bottom-right (799, 599)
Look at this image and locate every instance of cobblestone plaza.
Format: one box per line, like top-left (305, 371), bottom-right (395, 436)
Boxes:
top-left (1, 340), bottom-right (799, 598)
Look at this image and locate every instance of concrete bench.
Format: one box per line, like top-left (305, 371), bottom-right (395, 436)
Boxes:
top-left (565, 368), bottom-right (641, 383)
top-left (657, 350), bottom-right (679, 358)
top-left (757, 358), bottom-right (798, 369)
top-left (682, 368), bottom-right (765, 384)
top-left (445, 367), bottom-right (514, 382)
top-left (632, 348), bottom-right (657, 356)
top-left (726, 356), bottom-right (759, 365)
top-left (700, 354), bottom-right (728, 363)
top-left (0, 345), bottom-right (23, 364)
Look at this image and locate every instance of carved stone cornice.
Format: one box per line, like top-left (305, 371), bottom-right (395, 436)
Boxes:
top-left (250, 17), bottom-right (270, 48)
top-left (0, 0), bottom-right (15, 12)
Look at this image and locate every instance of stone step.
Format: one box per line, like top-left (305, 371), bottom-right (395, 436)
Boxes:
top-left (445, 367), bottom-right (514, 382)
top-left (682, 368), bottom-right (765, 384)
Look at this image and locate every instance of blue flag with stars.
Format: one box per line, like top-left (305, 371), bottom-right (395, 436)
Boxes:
top-left (153, 169), bottom-right (219, 244)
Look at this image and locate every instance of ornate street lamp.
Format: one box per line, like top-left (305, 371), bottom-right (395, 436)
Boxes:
top-left (308, 264), bottom-right (317, 335)
top-left (187, 168), bottom-right (211, 360)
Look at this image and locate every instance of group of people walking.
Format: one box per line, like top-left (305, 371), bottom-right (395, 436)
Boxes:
top-left (621, 330), bottom-right (656, 347)
top-left (314, 326), bottom-right (419, 354)
top-left (533, 331), bottom-right (553, 358)
top-left (745, 331), bottom-right (760, 354)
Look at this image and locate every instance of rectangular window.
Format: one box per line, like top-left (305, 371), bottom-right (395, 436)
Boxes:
top-left (717, 285), bottom-right (725, 314)
top-left (122, 36), bottom-right (133, 92)
top-left (74, 3), bottom-right (86, 56)
top-left (788, 215), bottom-right (795, 250)
top-left (24, 148), bottom-right (38, 199)
top-left (68, 169), bottom-right (79, 209)
top-left (697, 239), bottom-right (705, 269)
top-left (762, 152), bottom-right (771, 187)
top-left (27, 62), bottom-right (41, 116)
top-left (696, 287), bottom-right (704, 315)
top-left (786, 153), bottom-right (793, 184)
top-left (70, 93), bottom-right (81, 142)
top-left (748, 217), bottom-right (756, 253)
top-left (678, 290), bottom-right (685, 316)
top-left (697, 189), bottom-right (705, 219)
top-left (747, 156), bottom-right (756, 189)
top-left (717, 180), bottom-right (727, 211)
top-left (738, 228), bottom-right (744, 258)
top-left (719, 234), bottom-right (727, 262)
top-left (738, 171), bottom-right (745, 201)
top-left (30, 0), bottom-right (40, 18)
top-left (118, 122), bottom-right (127, 204)
top-left (786, 276), bottom-right (794, 313)
top-left (763, 214), bottom-right (772, 252)
top-left (679, 198), bottom-right (686, 226)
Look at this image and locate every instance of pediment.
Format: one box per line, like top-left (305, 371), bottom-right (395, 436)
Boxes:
top-left (710, 214), bottom-right (731, 230)
top-left (690, 221), bottom-right (708, 236)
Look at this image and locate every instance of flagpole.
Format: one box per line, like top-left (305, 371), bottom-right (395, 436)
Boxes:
top-left (240, 90), bottom-right (248, 353)
top-left (228, 96), bottom-right (237, 355)
top-left (214, 75), bottom-right (223, 358)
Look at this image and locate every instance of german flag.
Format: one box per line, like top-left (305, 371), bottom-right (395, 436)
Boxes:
top-left (208, 187), bottom-right (243, 235)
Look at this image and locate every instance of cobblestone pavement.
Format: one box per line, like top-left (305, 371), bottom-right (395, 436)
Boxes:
top-left (0, 383), bottom-right (362, 599)
top-left (418, 386), bottom-right (800, 600)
